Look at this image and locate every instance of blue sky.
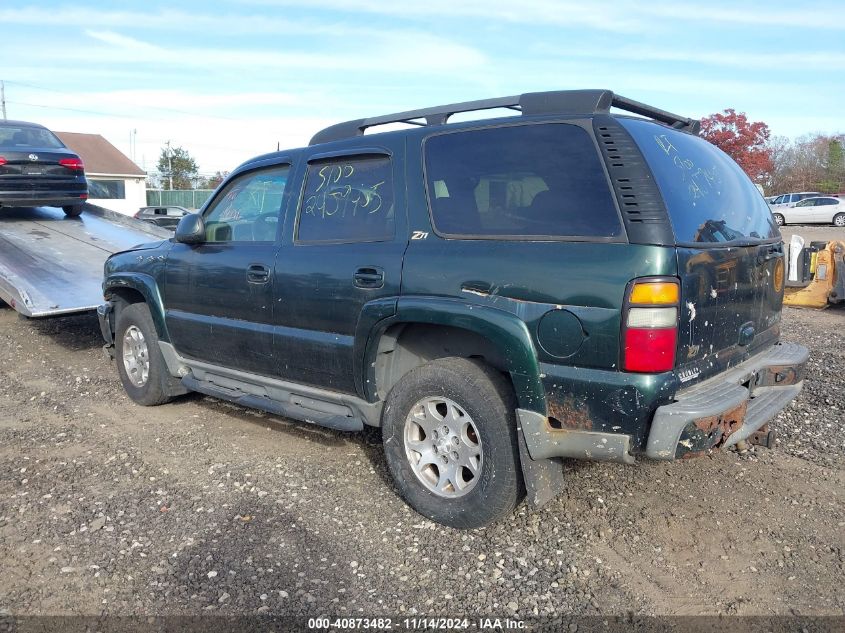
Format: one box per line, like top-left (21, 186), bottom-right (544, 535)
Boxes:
top-left (1, 1), bottom-right (843, 175)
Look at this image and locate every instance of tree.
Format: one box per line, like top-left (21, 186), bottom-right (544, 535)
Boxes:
top-left (156, 144), bottom-right (199, 190)
top-left (767, 134), bottom-right (845, 195)
top-left (202, 170), bottom-right (229, 189)
top-left (821, 138), bottom-right (844, 193)
top-left (699, 109), bottom-right (773, 183)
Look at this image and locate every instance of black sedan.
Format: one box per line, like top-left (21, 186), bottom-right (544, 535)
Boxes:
top-left (0, 120), bottom-right (88, 216)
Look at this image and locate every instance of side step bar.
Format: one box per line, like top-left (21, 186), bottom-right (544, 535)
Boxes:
top-left (181, 374), bottom-right (365, 433)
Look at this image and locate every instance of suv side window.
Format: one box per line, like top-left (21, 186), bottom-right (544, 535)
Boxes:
top-left (296, 155), bottom-right (394, 243)
top-left (202, 166), bottom-right (289, 242)
top-left (424, 123), bottom-right (621, 239)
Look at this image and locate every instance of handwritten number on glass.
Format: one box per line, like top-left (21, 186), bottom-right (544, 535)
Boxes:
top-left (306, 162), bottom-right (385, 220)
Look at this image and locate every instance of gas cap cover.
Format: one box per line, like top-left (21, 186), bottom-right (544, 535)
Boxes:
top-left (537, 309), bottom-right (586, 359)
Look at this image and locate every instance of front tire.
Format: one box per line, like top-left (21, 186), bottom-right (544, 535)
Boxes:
top-left (833, 213), bottom-right (845, 227)
top-left (381, 357), bottom-right (524, 529)
top-left (63, 204), bottom-right (84, 217)
top-left (773, 213), bottom-right (785, 226)
top-left (115, 302), bottom-right (181, 406)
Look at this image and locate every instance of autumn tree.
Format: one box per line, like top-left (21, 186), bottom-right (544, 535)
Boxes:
top-left (156, 144), bottom-right (199, 190)
top-left (700, 109), bottom-right (773, 183)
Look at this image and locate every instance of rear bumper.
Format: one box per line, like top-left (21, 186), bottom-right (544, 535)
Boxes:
top-left (645, 341), bottom-right (809, 460)
top-left (0, 192), bottom-right (87, 207)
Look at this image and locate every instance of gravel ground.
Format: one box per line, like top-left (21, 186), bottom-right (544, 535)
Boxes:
top-left (0, 301), bottom-right (843, 621)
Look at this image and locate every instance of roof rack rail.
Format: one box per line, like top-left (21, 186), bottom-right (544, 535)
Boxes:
top-left (309, 89), bottom-right (699, 145)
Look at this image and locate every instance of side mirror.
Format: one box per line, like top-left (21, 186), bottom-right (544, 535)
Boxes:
top-left (175, 213), bottom-right (205, 244)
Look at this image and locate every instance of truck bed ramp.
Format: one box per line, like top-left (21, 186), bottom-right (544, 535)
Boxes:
top-left (0, 205), bottom-right (172, 317)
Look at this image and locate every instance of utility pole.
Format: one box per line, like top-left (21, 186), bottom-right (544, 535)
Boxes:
top-left (166, 140), bottom-right (173, 190)
top-left (129, 129), bottom-right (137, 163)
top-left (1, 81), bottom-right (7, 121)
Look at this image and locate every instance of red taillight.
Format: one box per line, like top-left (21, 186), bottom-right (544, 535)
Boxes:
top-left (623, 328), bottom-right (677, 373)
top-left (59, 157), bottom-right (84, 170)
top-left (622, 278), bottom-right (680, 373)
top-left (0, 156), bottom-right (6, 166)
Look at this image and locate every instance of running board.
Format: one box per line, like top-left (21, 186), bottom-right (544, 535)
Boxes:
top-left (181, 374), bottom-right (365, 432)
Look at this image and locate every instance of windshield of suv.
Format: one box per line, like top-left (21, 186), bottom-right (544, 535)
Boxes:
top-left (0, 125), bottom-right (66, 150)
top-left (620, 118), bottom-right (778, 244)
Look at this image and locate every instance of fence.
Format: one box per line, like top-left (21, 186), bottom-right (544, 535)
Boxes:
top-left (146, 189), bottom-right (214, 210)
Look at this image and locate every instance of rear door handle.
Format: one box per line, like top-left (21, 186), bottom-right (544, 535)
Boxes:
top-left (246, 263), bottom-right (270, 284)
top-left (353, 266), bottom-right (384, 289)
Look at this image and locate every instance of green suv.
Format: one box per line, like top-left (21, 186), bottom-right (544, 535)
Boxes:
top-left (98, 90), bottom-right (808, 528)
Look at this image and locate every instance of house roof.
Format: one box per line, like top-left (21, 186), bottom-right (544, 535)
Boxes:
top-left (54, 131), bottom-right (146, 177)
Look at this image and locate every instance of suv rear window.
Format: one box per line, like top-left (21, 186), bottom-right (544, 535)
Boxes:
top-left (424, 123), bottom-right (622, 239)
top-left (620, 118), bottom-right (778, 244)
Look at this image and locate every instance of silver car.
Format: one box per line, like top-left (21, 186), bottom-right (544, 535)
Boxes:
top-left (771, 196), bottom-right (845, 226)
top-left (134, 205), bottom-right (190, 229)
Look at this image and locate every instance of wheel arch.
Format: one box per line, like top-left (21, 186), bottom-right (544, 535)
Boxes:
top-left (104, 273), bottom-right (170, 342)
top-left (361, 297), bottom-right (546, 414)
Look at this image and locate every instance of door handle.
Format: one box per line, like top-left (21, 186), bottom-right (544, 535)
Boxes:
top-left (246, 263), bottom-right (270, 284)
top-left (353, 266), bottom-right (384, 289)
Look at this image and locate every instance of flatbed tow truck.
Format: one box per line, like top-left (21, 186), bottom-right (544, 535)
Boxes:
top-left (0, 205), bottom-right (170, 317)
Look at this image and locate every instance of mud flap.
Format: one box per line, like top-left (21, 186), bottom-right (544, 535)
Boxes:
top-left (517, 426), bottom-right (566, 507)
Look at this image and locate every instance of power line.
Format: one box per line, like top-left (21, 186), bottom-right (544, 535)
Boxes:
top-left (3, 79), bottom-right (240, 121)
top-left (6, 100), bottom-right (138, 119)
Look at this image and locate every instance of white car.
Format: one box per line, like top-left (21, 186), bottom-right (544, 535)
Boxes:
top-left (771, 196), bottom-right (845, 227)
top-left (768, 191), bottom-right (822, 210)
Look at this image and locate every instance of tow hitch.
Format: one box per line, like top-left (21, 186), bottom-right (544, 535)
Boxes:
top-left (747, 424), bottom-right (776, 449)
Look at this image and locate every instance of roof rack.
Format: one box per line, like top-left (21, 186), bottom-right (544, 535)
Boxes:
top-left (308, 89), bottom-right (700, 145)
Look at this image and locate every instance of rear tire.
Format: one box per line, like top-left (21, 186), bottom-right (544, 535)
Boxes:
top-left (833, 213), bottom-right (845, 227)
top-left (773, 213), bottom-right (785, 226)
top-left (62, 204), bottom-right (84, 217)
top-left (381, 357), bottom-right (524, 529)
top-left (115, 302), bottom-right (182, 406)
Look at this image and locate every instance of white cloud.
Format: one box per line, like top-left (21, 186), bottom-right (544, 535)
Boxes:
top-left (69, 29), bottom-right (487, 75)
top-left (532, 43), bottom-right (845, 71)
top-left (239, 0), bottom-right (845, 30)
top-left (84, 30), bottom-right (163, 53)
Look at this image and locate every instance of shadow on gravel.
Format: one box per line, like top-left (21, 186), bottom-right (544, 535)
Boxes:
top-left (356, 429), bottom-right (394, 490)
top-left (25, 310), bottom-right (104, 351)
top-left (188, 395), bottom-right (352, 449)
top-left (185, 394), bottom-right (396, 489)
top-left (164, 496), bottom-right (359, 615)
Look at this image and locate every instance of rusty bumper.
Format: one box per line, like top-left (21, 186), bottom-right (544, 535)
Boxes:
top-left (645, 342), bottom-right (809, 460)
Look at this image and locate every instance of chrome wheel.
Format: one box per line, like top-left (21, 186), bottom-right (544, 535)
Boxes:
top-left (122, 325), bottom-right (150, 387)
top-left (403, 396), bottom-right (482, 498)
top-left (834, 214), bottom-right (845, 227)
top-left (773, 214), bottom-right (784, 226)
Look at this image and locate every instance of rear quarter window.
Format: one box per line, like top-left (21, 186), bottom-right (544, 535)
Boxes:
top-left (620, 118), bottom-right (778, 244)
top-left (424, 123), bottom-right (622, 239)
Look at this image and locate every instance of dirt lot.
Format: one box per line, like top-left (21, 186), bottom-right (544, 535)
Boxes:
top-left (0, 299), bottom-right (843, 621)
